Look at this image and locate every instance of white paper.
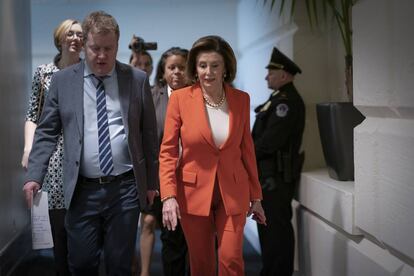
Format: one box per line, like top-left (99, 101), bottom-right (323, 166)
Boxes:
top-left (31, 191), bottom-right (54, 249)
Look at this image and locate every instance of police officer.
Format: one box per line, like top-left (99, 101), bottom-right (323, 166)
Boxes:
top-left (252, 47), bottom-right (305, 276)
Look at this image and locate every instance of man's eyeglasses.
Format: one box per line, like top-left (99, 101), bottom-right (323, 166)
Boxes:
top-left (66, 31), bottom-right (83, 39)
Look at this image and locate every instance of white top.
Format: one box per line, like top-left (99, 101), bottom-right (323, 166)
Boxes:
top-left (205, 99), bottom-right (229, 148)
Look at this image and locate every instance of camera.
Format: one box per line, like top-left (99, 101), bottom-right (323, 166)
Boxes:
top-left (129, 35), bottom-right (157, 52)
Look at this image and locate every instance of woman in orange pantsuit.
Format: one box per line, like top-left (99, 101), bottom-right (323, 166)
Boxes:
top-left (159, 35), bottom-right (266, 276)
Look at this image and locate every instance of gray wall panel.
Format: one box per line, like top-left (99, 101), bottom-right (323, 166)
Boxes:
top-left (0, 0), bottom-right (31, 253)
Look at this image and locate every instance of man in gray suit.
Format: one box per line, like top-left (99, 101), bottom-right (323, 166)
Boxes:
top-left (23, 11), bottom-right (158, 275)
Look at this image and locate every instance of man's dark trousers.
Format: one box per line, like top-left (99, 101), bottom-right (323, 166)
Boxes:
top-left (257, 176), bottom-right (295, 276)
top-left (160, 220), bottom-right (189, 275)
top-left (65, 173), bottom-right (139, 275)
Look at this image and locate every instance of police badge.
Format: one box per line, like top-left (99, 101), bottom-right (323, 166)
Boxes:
top-left (275, 103), bottom-right (289, 117)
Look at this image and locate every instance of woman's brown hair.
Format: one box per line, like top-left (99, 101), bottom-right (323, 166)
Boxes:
top-left (186, 35), bottom-right (236, 83)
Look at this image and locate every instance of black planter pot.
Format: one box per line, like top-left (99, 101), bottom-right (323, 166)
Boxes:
top-left (316, 102), bottom-right (365, 181)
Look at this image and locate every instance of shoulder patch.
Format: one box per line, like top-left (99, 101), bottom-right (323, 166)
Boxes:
top-left (275, 103), bottom-right (289, 117)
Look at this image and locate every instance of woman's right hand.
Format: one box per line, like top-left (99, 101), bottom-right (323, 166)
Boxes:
top-left (162, 197), bottom-right (181, 231)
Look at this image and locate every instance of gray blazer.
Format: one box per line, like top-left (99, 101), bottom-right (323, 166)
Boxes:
top-left (151, 85), bottom-right (169, 147)
top-left (26, 61), bottom-right (159, 209)
top-left (151, 85), bottom-right (169, 189)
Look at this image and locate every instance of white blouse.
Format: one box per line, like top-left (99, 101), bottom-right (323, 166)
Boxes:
top-left (205, 99), bottom-right (229, 148)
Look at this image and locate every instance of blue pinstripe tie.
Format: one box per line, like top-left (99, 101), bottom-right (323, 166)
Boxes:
top-left (93, 75), bottom-right (114, 175)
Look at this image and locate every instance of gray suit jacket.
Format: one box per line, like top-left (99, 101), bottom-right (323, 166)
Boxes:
top-left (26, 61), bottom-right (159, 209)
top-left (151, 85), bottom-right (169, 189)
top-left (151, 85), bottom-right (169, 147)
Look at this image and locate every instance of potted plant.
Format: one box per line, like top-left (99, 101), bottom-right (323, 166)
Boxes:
top-left (263, 0), bottom-right (364, 181)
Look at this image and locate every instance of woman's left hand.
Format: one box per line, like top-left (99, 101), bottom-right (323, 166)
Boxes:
top-left (162, 197), bottom-right (181, 231)
top-left (247, 200), bottom-right (267, 225)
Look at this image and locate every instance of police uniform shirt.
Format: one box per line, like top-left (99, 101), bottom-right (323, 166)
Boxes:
top-left (252, 82), bottom-right (305, 179)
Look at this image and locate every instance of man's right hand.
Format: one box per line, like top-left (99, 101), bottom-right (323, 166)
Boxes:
top-left (23, 181), bottom-right (41, 209)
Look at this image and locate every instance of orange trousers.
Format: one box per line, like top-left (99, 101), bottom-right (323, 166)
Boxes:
top-left (180, 182), bottom-right (246, 276)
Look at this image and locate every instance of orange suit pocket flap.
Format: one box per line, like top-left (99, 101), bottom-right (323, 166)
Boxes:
top-left (182, 170), bottom-right (197, 183)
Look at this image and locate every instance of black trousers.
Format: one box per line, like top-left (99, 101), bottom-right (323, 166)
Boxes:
top-left (257, 177), bottom-right (295, 276)
top-left (154, 198), bottom-right (190, 276)
top-left (160, 221), bottom-right (189, 276)
top-left (65, 174), bottom-right (139, 275)
top-left (49, 209), bottom-right (70, 276)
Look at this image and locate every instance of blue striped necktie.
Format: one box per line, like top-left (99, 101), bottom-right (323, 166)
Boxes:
top-left (92, 75), bottom-right (114, 175)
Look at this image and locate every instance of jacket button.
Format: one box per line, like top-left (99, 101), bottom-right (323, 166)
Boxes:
top-left (75, 161), bottom-right (79, 166)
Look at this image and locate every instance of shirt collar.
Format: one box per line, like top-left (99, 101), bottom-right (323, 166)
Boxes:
top-left (167, 85), bottom-right (173, 98)
top-left (83, 60), bottom-right (116, 78)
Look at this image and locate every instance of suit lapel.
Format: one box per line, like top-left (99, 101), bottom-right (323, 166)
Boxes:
top-left (191, 84), bottom-right (217, 150)
top-left (72, 62), bottom-right (84, 138)
top-left (116, 62), bottom-right (130, 136)
top-left (154, 85), bottom-right (169, 142)
top-left (160, 85), bottom-right (169, 127)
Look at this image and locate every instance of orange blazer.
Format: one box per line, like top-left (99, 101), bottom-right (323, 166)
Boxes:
top-left (159, 83), bottom-right (262, 216)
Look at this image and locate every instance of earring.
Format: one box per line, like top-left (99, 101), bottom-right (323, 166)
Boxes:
top-left (223, 73), bottom-right (227, 80)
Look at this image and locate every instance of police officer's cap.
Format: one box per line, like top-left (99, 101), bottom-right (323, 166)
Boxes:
top-left (266, 47), bottom-right (302, 75)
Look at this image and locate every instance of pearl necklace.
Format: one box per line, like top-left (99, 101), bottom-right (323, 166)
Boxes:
top-left (203, 91), bottom-right (226, 108)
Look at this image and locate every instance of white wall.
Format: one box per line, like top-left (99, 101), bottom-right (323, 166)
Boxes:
top-left (31, 0), bottom-right (239, 84)
top-left (354, 0), bottom-right (414, 266)
top-left (236, 0), bottom-right (295, 103)
top-left (237, 0), bottom-right (339, 172)
top-left (297, 0), bottom-right (414, 275)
